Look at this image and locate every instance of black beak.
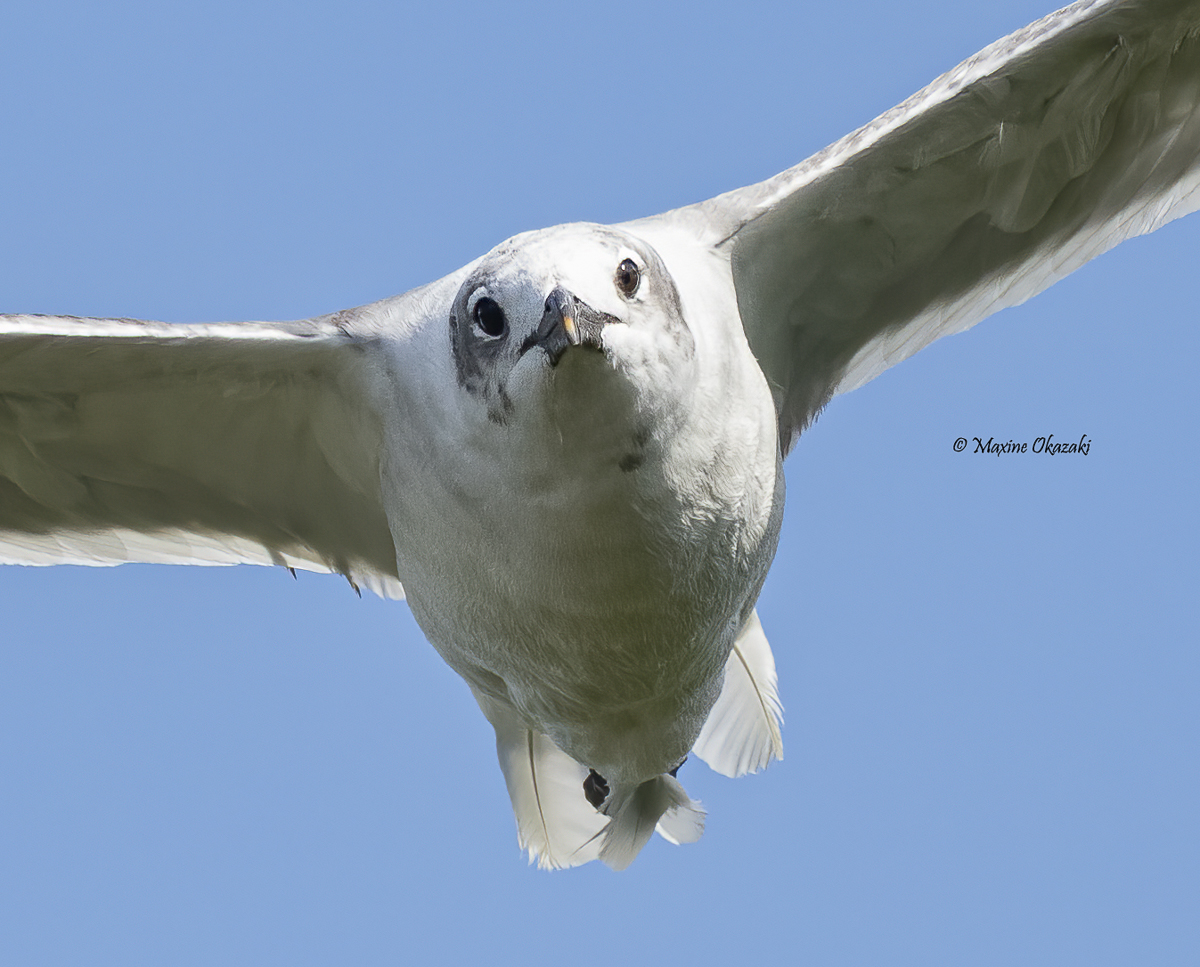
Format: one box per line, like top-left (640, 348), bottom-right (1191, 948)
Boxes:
top-left (522, 286), bottom-right (617, 366)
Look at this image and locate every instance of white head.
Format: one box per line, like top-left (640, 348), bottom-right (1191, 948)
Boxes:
top-left (447, 222), bottom-right (695, 432)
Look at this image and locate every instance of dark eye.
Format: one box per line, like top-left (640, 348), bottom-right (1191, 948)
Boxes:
top-left (472, 296), bottom-right (506, 337)
top-left (614, 258), bottom-right (640, 297)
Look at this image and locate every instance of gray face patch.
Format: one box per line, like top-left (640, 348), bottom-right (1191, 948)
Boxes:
top-left (449, 305), bottom-right (515, 422)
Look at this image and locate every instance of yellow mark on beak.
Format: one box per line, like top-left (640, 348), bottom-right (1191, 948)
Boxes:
top-left (562, 312), bottom-right (578, 344)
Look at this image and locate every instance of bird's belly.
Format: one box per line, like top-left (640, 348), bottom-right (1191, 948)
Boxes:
top-left (384, 404), bottom-right (784, 778)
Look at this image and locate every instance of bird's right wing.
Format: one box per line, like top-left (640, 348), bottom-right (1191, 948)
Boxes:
top-left (0, 310), bottom-right (403, 598)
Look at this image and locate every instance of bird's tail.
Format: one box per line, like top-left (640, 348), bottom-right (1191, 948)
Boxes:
top-left (473, 688), bottom-right (705, 870)
top-left (597, 774), bottom-right (705, 871)
top-left (472, 689), bottom-right (609, 870)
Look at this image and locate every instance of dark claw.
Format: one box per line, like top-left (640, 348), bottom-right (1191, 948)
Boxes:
top-left (583, 768), bottom-right (609, 808)
top-left (669, 756), bottom-right (687, 778)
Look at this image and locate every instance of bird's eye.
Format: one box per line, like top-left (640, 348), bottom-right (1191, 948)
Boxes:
top-left (614, 258), bottom-right (640, 297)
top-left (472, 296), bottom-right (507, 337)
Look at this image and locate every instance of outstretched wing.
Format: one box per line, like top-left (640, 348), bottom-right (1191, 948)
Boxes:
top-left (0, 312), bottom-right (402, 598)
top-left (670, 0), bottom-right (1200, 451)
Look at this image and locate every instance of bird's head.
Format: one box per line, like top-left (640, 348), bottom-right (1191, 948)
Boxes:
top-left (447, 223), bottom-right (694, 427)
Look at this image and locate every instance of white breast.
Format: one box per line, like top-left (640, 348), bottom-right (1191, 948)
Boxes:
top-left (375, 280), bottom-right (783, 782)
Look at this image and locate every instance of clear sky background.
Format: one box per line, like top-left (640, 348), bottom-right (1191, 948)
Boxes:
top-left (2, 1), bottom-right (1197, 964)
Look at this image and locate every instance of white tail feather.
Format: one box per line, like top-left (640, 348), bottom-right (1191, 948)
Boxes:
top-left (693, 609), bottom-right (784, 778)
top-left (599, 775), bottom-right (705, 871)
top-left (654, 795), bottom-right (707, 846)
top-left (473, 691), bottom-right (609, 870)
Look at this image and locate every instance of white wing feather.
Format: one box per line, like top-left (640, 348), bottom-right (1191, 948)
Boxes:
top-left (693, 610), bottom-right (784, 778)
top-left (649, 0), bottom-right (1200, 448)
top-left (0, 312), bottom-right (403, 597)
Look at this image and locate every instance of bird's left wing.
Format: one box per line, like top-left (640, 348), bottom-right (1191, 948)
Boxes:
top-left (656, 0), bottom-right (1200, 452)
top-left (0, 311), bottom-right (403, 598)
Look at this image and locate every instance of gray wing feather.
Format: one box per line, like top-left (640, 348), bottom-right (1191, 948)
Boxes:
top-left (0, 313), bottom-right (402, 598)
top-left (679, 0), bottom-right (1200, 450)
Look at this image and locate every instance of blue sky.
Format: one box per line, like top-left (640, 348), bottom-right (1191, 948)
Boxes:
top-left (2, 1), bottom-right (1197, 964)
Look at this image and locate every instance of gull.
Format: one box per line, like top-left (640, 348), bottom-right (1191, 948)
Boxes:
top-left (3, 0), bottom-right (1200, 870)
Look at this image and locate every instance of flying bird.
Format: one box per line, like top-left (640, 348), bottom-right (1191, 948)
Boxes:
top-left (3, 0), bottom-right (1199, 869)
